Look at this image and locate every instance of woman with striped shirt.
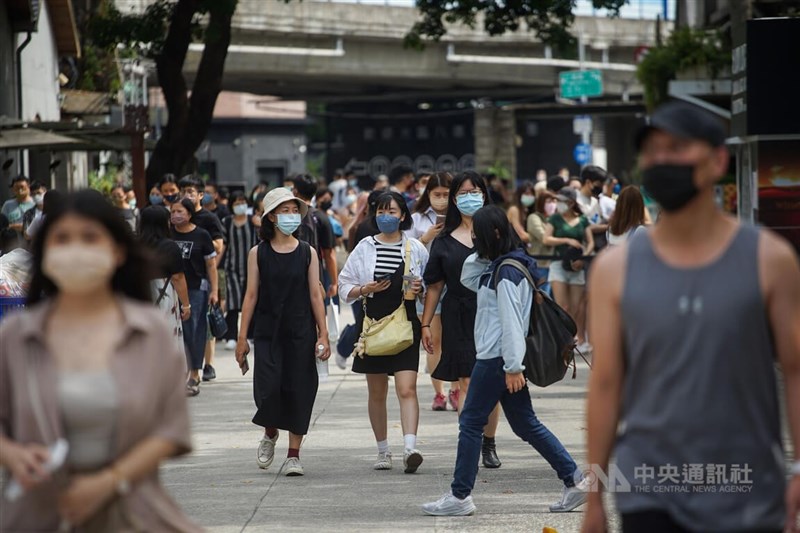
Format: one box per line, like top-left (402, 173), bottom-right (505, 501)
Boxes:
top-left (339, 191), bottom-right (429, 474)
top-left (222, 192), bottom-right (258, 349)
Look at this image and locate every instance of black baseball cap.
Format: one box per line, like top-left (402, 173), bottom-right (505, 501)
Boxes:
top-left (635, 101), bottom-right (727, 151)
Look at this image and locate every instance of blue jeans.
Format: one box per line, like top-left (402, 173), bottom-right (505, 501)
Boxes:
top-left (451, 358), bottom-right (579, 499)
top-left (183, 288), bottom-right (209, 371)
top-left (535, 266), bottom-right (552, 298)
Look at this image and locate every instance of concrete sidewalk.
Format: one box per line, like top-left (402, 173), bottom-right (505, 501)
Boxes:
top-left (163, 343), bottom-right (615, 532)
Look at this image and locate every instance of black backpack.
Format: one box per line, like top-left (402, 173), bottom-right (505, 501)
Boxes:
top-left (493, 258), bottom-right (591, 387)
top-left (296, 207), bottom-right (319, 253)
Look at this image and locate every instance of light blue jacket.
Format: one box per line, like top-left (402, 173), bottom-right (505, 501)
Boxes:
top-left (460, 249), bottom-right (539, 374)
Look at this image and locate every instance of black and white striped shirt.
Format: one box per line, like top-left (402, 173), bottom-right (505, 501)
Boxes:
top-left (373, 238), bottom-right (404, 278)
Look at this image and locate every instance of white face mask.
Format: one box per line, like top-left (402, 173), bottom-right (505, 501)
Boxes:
top-left (43, 244), bottom-right (117, 295)
top-left (33, 193), bottom-right (45, 206)
top-left (430, 197), bottom-right (449, 212)
top-left (556, 201), bottom-right (569, 215)
top-left (233, 204), bottom-right (248, 216)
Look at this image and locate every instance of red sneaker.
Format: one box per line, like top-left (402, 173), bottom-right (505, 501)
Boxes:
top-left (448, 389), bottom-right (460, 411)
top-left (431, 393), bottom-right (447, 411)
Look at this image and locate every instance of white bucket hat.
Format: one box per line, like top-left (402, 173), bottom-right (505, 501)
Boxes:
top-left (261, 187), bottom-right (308, 218)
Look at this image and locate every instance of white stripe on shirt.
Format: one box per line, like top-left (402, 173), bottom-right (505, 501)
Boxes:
top-left (373, 240), bottom-right (403, 277)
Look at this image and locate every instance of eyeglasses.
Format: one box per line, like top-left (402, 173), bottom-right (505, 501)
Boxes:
top-left (456, 190), bottom-right (483, 199)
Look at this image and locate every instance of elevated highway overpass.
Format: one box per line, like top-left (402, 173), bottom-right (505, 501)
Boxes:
top-left (119, 0), bottom-right (668, 102)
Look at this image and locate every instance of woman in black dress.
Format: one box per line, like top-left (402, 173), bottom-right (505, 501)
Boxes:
top-left (421, 171), bottom-right (503, 468)
top-left (236, 188), bottom-right (330, 477)
top-left (338, 192), bottom-right (429, 474)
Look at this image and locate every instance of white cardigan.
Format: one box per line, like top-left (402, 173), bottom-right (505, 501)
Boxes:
top-left (338, 235), bottom-right (430, 305)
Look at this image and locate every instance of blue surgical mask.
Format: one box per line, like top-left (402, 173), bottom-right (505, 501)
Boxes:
top-left (376, 214), bottom-right (401, 234)
top-left (348, 179), bottom-right (358, 188)
top-left (201, 193), bottom-right (214, 206)
top-left (456, 193), bottom-right (484, 217)
top-left (149, 194), bottom-right (163, 205)
top-left (129, 199), bottom-right (137, 209)
top-left (276, 213), bottom-right (302, 235)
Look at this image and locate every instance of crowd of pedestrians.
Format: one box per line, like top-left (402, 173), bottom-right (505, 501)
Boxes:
top-left (0, 101), bottom-right (798, 532)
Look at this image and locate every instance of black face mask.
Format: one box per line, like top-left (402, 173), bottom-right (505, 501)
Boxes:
top-left (591, 185), bottom-right (603, 197)
top-left (642, 164), bottom-right (699, 212)
top-left (320, 201), bottom-right (333, 211)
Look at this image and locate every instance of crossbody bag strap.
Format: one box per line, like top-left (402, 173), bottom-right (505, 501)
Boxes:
top-left (155, 277), bottom-right (171, 305)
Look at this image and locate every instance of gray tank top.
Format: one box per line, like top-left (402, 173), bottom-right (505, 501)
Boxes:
top-left (615, 224), bottom-right (785, 530)
top-left (59, 371), bottom-right (118, 470)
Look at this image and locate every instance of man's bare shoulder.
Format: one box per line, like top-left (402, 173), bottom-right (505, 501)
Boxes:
top-left (758, 227), bottom-right (799, 272)
top-left (589, 243), bottom-right (628, 299)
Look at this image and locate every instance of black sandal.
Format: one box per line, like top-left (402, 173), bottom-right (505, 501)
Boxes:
top-left (186, 378), bottom-right (200, 397)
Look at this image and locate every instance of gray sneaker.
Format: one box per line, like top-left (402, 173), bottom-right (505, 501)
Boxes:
top-left (374, 451), bottom-right (393, 470)
top-left (283, 457), bottom-right (304, 477)
top-left (422, 492), bottom-right (476, 516)
top-left (549, 477), bottom-right (589, 513)
top-left (256, 431), bottom-right (279, 470)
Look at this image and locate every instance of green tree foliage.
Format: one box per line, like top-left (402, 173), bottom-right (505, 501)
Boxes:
top-left (406, 0), bottom-right (628, 51)
top-left (636, 27), bottom-right (728, 110)
top-left (82, 0), bottom-right (237, 188)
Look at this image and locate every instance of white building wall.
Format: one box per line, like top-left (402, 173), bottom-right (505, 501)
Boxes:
top-left (18, 0), bottom-right (60, 121)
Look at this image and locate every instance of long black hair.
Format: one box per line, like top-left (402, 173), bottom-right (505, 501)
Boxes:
top-left (472, 205), bottom-right (522, 260)
top-left (139, 205), bottom-right (171, 247)
top-left (440, 170), bottom-right (491, 238)
top-left (27, 189), bottom-right (155, 305)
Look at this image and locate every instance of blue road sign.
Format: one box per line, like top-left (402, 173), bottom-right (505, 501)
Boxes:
top-left (573, 143), bottom-right (592, 165)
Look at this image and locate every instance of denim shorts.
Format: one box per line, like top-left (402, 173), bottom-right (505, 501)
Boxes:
top-left (548, 260), bottom-right (586, 286)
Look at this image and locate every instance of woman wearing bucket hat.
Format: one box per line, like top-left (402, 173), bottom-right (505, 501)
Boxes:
top-left (543, 187), bottom-right (594, 349)
top-left (236, 188), bottom-right (330, 477)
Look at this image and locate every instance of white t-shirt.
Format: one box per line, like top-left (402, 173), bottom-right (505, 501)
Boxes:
top-left (607, 225), bottom-right (646, 247)
top-left (577, 192), bottom-right (601, 224)
top-left (599, 194), bottom-right (617, 223)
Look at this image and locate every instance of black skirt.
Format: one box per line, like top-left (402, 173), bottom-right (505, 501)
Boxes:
top-left (432, 293), bottom-right (478, 381)
top-left (352, 263), bottom-right (421, 375)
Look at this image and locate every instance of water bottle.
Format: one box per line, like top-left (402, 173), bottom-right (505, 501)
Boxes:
top-left (316, 344), bottom-right (328, 382)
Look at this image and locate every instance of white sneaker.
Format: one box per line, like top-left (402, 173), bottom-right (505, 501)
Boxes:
top-left (549, 477), bottom-right (589, 513)
top-left (422, 492), bottom-right (476, 516)
top-left (283, 457), bottom-right (304, 476)
top-left (374, 451), bottom-right (393, 470)
top-left (256, 431), bottom-right (279, 470)
top-left (335, 353), bottom-right (347, 370)
top-left (225, 340), bottom-right (237, 351)
top-left (403, 449), bottom-right (423, 474)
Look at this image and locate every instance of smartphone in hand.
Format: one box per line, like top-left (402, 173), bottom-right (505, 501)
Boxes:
top-left (240, 356), bottom-right (249, 375)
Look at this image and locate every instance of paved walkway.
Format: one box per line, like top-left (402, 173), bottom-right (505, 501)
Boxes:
top-left (163, 342), bottom-right (614, 532)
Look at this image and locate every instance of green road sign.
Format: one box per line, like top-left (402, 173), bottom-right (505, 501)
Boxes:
top-left (559, 69), bottom-right (603, 99)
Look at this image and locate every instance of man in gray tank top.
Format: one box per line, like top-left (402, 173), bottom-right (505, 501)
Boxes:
top-left (581, 101), bottom-right (800, 533)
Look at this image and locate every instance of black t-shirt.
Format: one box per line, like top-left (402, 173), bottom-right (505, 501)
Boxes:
top-left (171, 227), bottom-right (216, 290)
top-left (191, 208), bottom-right (225, 243)
top-left (424, 234), bottom-right (476, 299)
top-left (209, 204), bottom-right (231, 222)
top-left (314, 208), bottom-right (335, 251)
top-left (152, 239), bottom-right (184, 279)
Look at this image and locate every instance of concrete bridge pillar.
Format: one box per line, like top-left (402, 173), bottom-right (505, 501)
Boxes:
top-left (474, 106), bottom-right (517, 182)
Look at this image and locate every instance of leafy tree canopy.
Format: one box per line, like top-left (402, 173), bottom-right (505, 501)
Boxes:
top-left (405, 0), bottom-right (629, 50)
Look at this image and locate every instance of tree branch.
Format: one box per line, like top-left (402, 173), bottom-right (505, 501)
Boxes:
top-left (184, 3), bottom-right (234, 152)
top-left (156, 0), bottom-right (199, 128)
